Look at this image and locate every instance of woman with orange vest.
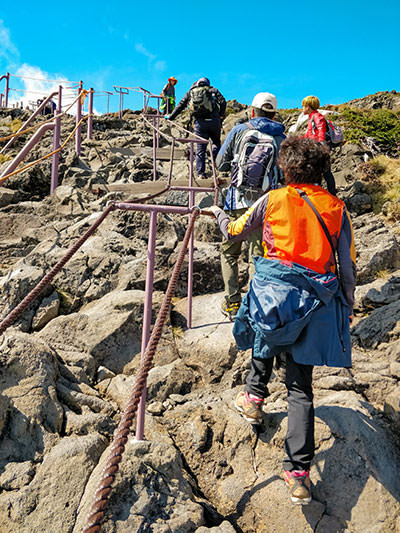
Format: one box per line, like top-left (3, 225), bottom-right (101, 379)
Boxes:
top-left (208, 137), bottom-right (356, 505)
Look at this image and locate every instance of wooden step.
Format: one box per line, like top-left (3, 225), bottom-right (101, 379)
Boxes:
top-left (92, 178), bottom-right (218, 196)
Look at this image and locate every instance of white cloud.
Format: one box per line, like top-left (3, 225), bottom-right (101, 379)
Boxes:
top-left (0, 19), bottom-right (19, 61)
top-left (135, 42), bottom-right (167, 72)
top-left (154, 60), bottom-right (166, 72)
top-left (9, 64), bottom-right (79, 113)
top-left (135, 43), bottom-right (156, 62)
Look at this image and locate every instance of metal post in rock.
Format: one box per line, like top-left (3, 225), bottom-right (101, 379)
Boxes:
top-left (187, 141), bottom-right (195, 328)
top-left (106, 91), bottom-right (112, 114)
top-left (4, 73), bottom-right (10, 108)
top-left (135, 210), bottom-right (157, 441)
top-left (152, 116), bottom-right (157, 181)
top-left (50, 85), bottom-right (62, 194)
top-left (87, 88), bottom-right (94, 140)
top-left (75, 81), bottom-right (83, 155)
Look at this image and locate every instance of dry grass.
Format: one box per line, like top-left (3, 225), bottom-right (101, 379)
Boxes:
top-left (359, 155), bottom-right (400, 221)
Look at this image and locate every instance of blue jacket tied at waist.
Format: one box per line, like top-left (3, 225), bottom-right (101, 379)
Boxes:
top-left (233, 257), bottom-right (351, 367)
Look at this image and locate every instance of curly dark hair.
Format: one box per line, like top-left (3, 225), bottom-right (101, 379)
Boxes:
top-left (277, 137), bottom-right (330, 184)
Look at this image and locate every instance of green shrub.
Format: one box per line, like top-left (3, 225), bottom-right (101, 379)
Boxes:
top-left (336, 107), bottom-right (400, 148)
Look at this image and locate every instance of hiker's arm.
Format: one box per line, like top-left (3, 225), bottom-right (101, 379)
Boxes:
top-left (215, 127), bottom-right (239, 171)
top-left (168, 91), bottom-right (190, 120)
top-left (215, 89), bottom-right (226, 117)
top-left (215, 195), bottom-right (268, 241)
top-left (337, 208), bottom-right (356, 313)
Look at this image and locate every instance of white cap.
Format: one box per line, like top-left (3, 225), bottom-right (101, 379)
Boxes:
top-left (251, 92), bottom-right (277, 112)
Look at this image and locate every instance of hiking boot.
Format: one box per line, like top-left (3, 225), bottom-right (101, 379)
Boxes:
top-left (197, 174), bottom-right (207, 180)
top-left (234, 391), bottom-right (263, 424)
top-left (283, 470), bottom-right (312, 505)
top-left (221, 301), bottom-right (240, 321)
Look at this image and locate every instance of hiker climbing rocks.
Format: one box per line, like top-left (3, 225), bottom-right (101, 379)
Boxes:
top-left (160, 76), bottom-right (177, 115)
top-left (215, 92), bottom-right (285, 320)
top-left (302, 95), bottom-right (337, 195)
top-left (208, 137), bottom-right (356, 505)
top-left (165, 77), bottom-right (226, 179)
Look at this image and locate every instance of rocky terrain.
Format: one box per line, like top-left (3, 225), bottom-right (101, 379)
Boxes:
top-left (0, 92), bottom-right (399, 533)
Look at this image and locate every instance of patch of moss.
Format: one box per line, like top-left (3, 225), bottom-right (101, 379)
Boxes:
top-left (55, 287), bottom-right (75, 311)
top-left (277, 108), bottom-right (300, 118)
top-left (359, 155), bottom-right (400, 221)
top-left (0, 154), bottom-right (12, 164)
top-left (11, 118), bottom-right (22, 133)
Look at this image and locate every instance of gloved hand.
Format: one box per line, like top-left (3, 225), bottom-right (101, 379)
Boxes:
top-left (164, 115), bottom-right (170, 120)
top-left (207, 205), bottom-right (223, 218)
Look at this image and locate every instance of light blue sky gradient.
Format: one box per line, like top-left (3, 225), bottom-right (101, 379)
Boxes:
top-left (1, 0), bottom-right (399, 113)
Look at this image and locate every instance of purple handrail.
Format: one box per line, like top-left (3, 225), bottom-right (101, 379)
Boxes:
top-left (51, 86), bottom-right (62, 194)
top-left (0, 122), bottom-right (55, 178)
top-left (0, 90), bottom-right (59, 154)
top-left (75, 81), bottom-right (83, 155)
top-left (0, 73), bottom-right (10, 108)
top-left (87, 88), bottom-right (94, 140)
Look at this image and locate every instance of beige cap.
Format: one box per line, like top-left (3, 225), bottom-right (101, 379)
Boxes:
top-left (251, 92), bottom-right (277, 112)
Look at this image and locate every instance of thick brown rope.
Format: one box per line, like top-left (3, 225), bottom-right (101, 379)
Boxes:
top-left (0, 115), bottom-right (90, 183)
top-left (0, 203), bottom-right (115, 336)
top-left (82, 207), bottom-right (200, 533)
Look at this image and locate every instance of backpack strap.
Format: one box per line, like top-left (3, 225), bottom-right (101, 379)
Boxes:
top-left (311, 116), bottom-right (316, 135)
top-left (295, 188), bottom-right (340, 281)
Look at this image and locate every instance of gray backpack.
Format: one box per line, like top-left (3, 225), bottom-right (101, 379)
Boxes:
top-left (234, 125), bottom-right (278, 190)
top-left (189, 86), bottom-right (215, 117)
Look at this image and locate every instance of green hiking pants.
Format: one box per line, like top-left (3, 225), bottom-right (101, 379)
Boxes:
top-left (220, 208), bottom-right (264, 305)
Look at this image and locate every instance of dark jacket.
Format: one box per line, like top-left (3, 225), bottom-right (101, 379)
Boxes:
top-left (168, 78), bottom-right (226, 121)
top-left (161, 83), bottom-right (175, 98)
top-left (216, 117), bottom-right (286, 210)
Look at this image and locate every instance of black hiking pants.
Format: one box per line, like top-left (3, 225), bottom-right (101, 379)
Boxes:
top-left (193, 117), bottom-right (221, 175)
top-left (324, 166), bottom-right (337, 196)
top-left (245, 353), bottom-right (314, 471)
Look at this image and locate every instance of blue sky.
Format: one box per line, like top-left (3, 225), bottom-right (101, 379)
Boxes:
top-left (1, 0), bottom-right (399, 114)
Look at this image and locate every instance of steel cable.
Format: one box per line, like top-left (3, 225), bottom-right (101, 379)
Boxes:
top-left (82, 207), bottom-right (200, 533)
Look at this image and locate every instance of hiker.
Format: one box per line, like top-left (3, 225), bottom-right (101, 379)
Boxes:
top-left (215, 92), bottom-right (285, 320)
top-left (208, 137), bottom-right (356, 505)
top-left (165, 77), bottom-right (226, 179)
top-left (302, 95), bottom-right (337, 195)
top-left (160, 77), bottom-right (177, 115)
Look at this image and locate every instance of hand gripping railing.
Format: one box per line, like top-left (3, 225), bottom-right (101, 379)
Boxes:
top-left (82, 206), bottom-right (200, 533)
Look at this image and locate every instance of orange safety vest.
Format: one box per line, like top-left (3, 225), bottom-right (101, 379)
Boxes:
top-left (262, 184), bottom-right (345, 274)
